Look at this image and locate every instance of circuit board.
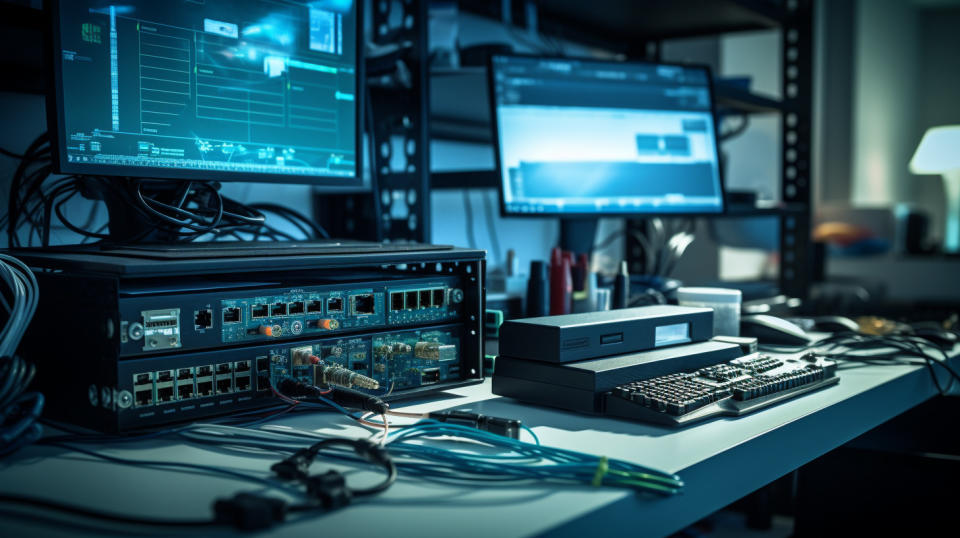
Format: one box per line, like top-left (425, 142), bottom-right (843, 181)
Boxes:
top-left (266, 326), bottom-right (462, 392)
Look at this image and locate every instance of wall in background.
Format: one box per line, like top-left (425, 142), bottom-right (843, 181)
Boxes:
top-left (850, 0), bottom-right (919, 207)
top-left (909, 6), bottom-right (960, 241)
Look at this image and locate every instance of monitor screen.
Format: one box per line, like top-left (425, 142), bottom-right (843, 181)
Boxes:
top-left (490, 55), bottom-right (724, 215)
top-left (50, 0), bottom-right (361, 186)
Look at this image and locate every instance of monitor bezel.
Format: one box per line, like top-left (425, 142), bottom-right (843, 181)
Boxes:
top-left (487, 52), bottom-right (727, 218)
top-left (46, 0), bottom-right (365, 188)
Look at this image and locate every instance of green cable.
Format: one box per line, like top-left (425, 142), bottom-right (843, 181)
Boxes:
top-left (591, 456), bottom-right (609, 486)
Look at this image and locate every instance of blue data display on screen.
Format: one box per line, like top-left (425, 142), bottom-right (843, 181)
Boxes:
top-left (490, 56), bottom-right (724, 215)
top-left (54, 0), bottom-right (358, 183)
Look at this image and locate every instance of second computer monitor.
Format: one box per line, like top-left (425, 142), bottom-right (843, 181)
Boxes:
top-left (489, 55), bottom-right (724, 216)
top-left (49, 0), bottom-right (361, 186)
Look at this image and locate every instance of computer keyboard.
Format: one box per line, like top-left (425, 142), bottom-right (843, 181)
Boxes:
top-left (604, 353), bottom-right (838, 427)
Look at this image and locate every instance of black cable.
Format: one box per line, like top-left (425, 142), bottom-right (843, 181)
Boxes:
top-left (271, 437), bottom-right (397, 501)
top-left (719, 114), bottom-right (750, 142)
top-left (0, 146), bottom-right (25, 160)
top-left (774, 331), bottom-right (960, 396)
top-left (248, 203), bottom-right (329, 239)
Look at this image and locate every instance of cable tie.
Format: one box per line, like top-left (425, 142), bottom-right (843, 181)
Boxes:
top-left (591, 456), bottom-right (610, 487)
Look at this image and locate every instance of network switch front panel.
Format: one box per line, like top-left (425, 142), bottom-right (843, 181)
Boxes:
top-left (116, 277), bottom-right (464, 357)
top-left (18, 244), bottom-right (486, 432)
top-left (62, 325), bottom-right (465, 432)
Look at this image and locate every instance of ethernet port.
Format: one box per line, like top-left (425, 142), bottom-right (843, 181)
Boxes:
top-left (177, 383), bottom-right (195, 400)
top-left (390, 292), bottom-right (405, 311)
top-left (288, 302), bottom-right (305, 315)
top-left (215, 362), bottom-right (233, 394)
top-left (222, 307), bottom-right (241, 324)
top-left (134, 387), bottom-right (153, 407)
top-left (251, 304), bottom-right (269, 319)
top-left (156, 385), bottom-right (175, 403)
top-left (256, 357), bottom-right (270, 392)
top-left (235, 374), bottom-right (251, 392)
top-left (156, 370), bottom-right (174, 384)
top-left (419, 290), bottom-right (432, 309)
top-left (234, 360), bottom-right (251, 374)
top-left (177, 368), bottom-right (195, 400)
top-left (197, 380), bottom-right (214, 397)
top-left (216, 377), bottom-right (233, 394)
top-left (432, 289), bottom-right (445, 307)
top-left (306, 300), bottom-right (324, 313)
top-left (351, 294), bottom-right (375, 315)
top-left (194, 309), bottom-right (213, 330)
top-left (271, 303), bottom-right (288, 316)
top-left (404, 291), bottom-right (418, 310)
top-left (421, 368), bottom-right (440, 385)
top-left (197, 365), bottom-right (213, 378)
top-left (134, 373), bottom-right (152, 386)
top-left (327, 297), bottom-right (343, 312)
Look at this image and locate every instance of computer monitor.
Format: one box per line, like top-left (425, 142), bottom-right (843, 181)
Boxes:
top-left (489, 55), bottom-right (724, 217)
top-left (48, 0), bottom-right (362, 187)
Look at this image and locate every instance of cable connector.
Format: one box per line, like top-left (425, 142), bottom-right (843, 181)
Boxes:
top-left (270, 448), bottom-right (312, 480)
top-left (328, 386), bottom-right (388, 415)
top-left (427, 410), bottom-right (522, 439)
top-left (352, 438), bottom-right (390, 464)
top-left (304, 470), bottom-right (352, 510)
top-left (213, 493), bottom-right (287, 530)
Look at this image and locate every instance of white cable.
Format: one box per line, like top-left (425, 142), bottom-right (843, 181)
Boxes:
top-left (0, 254), bottom-right (38, 358)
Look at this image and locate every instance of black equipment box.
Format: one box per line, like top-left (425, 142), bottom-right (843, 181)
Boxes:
top-left (492, 340), bottom-right (743, 414)
top-left (498, 305), bottom-right (714, 363)
top-left (16, 242), bottom-right (485, 432)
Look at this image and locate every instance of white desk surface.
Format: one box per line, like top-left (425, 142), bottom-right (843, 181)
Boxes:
top-left (0, 352), bottom-right (954, 538)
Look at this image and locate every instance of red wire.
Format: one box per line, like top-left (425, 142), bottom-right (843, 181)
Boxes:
top-left (271, 387), bottom-right (300, 405)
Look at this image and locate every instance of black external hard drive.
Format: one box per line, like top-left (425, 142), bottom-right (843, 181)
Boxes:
top-left (498, 305), bottom-right (714, 363)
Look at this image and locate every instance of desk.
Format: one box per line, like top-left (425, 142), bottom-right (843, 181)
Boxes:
top-left (0, 353), bottom-right (955, 538)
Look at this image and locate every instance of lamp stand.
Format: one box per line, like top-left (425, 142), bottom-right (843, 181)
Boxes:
top-left (943, 170), bottom-right (960, 253)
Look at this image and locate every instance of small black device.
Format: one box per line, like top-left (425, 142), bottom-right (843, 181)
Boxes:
top-left (16, 243), bottom-right (485, 432)
top-left (493, 340), bottom-right (744, 415)
top-left (499, 305), bottom-right (714, 363)
top-left (525, 260), bottom-right (549, 317)
top-left (740, 315), bottom-right (812, 346)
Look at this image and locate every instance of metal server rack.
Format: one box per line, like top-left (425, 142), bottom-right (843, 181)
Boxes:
top-left (316, 0), bottom-right (432, 243)
top-left (620, 0), bottom-right (815, 300)
top-left (777, 0), bottom-right (814, 300)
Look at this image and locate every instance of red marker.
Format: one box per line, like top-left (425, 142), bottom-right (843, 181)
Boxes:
top-left (549, 248), bottom-right (573, 315)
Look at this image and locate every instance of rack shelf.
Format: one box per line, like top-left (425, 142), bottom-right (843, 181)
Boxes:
top-left (458, 0), bottom-right (784, 49)
top-left (430, 66), bottom-right (785, 144)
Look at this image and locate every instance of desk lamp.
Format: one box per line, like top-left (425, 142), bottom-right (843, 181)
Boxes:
top-left (910, 125), bottom-right (960, 253)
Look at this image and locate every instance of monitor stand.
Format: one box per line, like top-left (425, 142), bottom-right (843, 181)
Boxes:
top-left (559, 218), bottom-right (599, 254)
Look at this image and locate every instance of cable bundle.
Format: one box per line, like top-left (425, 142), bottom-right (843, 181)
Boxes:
top-left (0, 254), bottom-right (42, 457)
top-left (180, 419), bottom-right (684, 496)
top-left (384, 421), bottom-right (684, 495)
top-left (811, 332), bottom-right (960, 395)
top-left (3, 133), bottom-right (328, 246)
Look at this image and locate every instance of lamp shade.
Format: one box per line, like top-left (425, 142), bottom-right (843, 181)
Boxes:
top-left (910, 125), bottom-right (960, 174)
